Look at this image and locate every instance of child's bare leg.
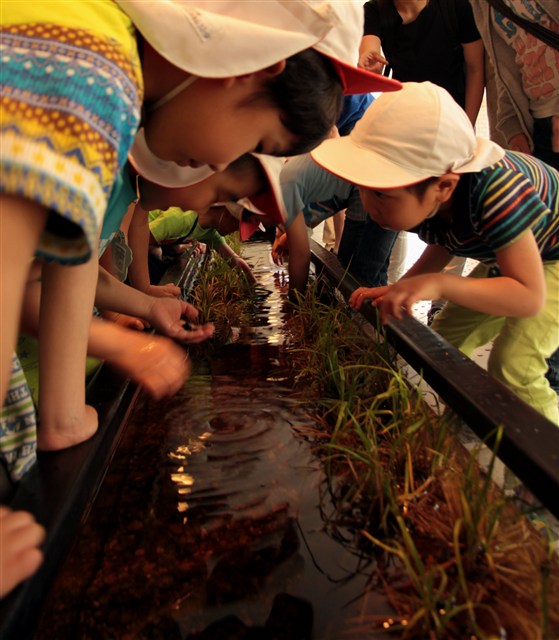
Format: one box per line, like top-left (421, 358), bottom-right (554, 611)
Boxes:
top-left (38, 257), bottom-right (99, 451)
top-left (0, 196), bottom-right (47, 406)
top-left (0, 505), bottom-right (45, 598)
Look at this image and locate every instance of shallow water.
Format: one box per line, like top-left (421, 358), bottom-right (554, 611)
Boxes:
top-left (36, 242), bottom-right (392, 639)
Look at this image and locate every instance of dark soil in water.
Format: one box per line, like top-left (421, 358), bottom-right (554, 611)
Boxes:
top-left (36, 242), bottom-right (392, 639)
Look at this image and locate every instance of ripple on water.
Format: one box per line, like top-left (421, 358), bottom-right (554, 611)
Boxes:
top-left (36, 242), bottom-right (392, 640)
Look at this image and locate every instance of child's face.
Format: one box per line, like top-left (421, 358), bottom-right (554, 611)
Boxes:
top-left (139, 167), bottom-right (263, 214)
top-left (211, 206), bottom-right (264, 237)
top-left (144, 76), bottom-right (297, 173)
top-left (359, 184), bottom-right (441, 231)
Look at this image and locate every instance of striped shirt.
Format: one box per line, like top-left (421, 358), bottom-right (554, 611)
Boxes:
top-left (416, 151), bottom-right (559, 264)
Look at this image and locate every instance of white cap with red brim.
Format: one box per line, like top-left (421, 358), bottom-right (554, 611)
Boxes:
top-left (311, 82), bottom-right (505, 189)
top-left (236, 154), bottom-right (287, 240)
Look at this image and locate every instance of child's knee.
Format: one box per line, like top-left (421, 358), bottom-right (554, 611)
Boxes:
top-left (488, 342), bottom-right (547, 388)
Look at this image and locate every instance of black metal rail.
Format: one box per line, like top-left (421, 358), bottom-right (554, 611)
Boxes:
top-left (310, 239), bottom-right (559, 519)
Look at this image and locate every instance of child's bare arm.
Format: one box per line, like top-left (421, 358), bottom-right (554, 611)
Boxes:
top-left (215, 243), bottom-right (256, 283)
top-left (372, 232), bottom-right (545, 323)
top-left (96, 266), bottom-right (214, 343)
top-left (462, 39), bottom-right (485, 126)
top-left (349, 244), bottom-right (455, 310)
top-left (127, 202), bottom-right (180, 298)
top-left (88, 318), bottom-right (191, 399)
top-left (21, 274), bottom-right (200, 399)
top-left (126, 201), bottom-right (151, 293)
top-left (286, 213), bottom-right (311, 295)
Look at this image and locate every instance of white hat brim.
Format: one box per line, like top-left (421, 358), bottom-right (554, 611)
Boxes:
top-left (312, 135), bottom-right (505, 189)
top-left (128, 129), bottom-right (216, 188)
top-left (241, 154), bottom-right (287, 226)
top-left (311, 136), bottom-right (424, 189)
top-left (115, 0), bottom-right (334, 77)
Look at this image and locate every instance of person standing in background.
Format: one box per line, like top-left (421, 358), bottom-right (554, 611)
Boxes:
top-left (359, 0), bottom-right (486, 324)
top-left (469, 0), bottom-right (559, 392)
top-left (359, 0), bottom-right (485, 125)
top-left (469, 0), bottom-right (558, 166)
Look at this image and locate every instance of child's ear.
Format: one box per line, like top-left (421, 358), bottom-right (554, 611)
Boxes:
top-left (436, 173), bottom-right (460, 203)
top-left (222, 60), bottom-right (287, 88)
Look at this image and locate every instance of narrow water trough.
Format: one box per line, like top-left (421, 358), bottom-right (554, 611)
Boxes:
top-left (1, 238), bottom-right (557, 639)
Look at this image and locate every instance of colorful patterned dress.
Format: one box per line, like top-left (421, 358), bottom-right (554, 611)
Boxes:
top-left (0, 0), bottom-right (143, 480)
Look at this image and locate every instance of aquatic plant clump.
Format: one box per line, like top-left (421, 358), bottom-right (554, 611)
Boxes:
top-left (190, 242), bottom-right (256, 344)
top-left (282, 279), bottom-right (559, 640)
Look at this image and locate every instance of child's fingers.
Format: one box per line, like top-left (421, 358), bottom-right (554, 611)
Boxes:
top-left (173, 323), bottom-right (215, 344)
top-left (5, 518), bottom-right (46, 553)
top-left (349, 287), bottom-right (376, 309)
top-left (181, 302), bottom-right (200, 320)
top-left (0, 510), bottom-right (42, 536)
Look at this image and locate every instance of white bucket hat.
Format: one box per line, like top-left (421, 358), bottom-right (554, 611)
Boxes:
top-left (116, 0), bottom-right (337, 78)
top-left (311, 82), bottom-right (505, 189)
top-left (236, 154), bottom-right (287, 240)
top-left (122, 0), bottom-right (401, 188)
top-left (116, 0), bottom-right (401, 91)
top-left (128, 128), bottom-right (216, 188)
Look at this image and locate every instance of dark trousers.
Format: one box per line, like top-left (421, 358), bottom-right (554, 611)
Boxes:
top-left (337, 216), bottom-right (398, 287)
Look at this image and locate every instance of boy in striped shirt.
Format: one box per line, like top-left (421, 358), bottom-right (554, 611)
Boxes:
top-left (312, 82), bottom-right (559, 424)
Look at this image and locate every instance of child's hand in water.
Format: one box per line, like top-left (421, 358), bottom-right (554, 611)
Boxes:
top-left (108, 330), bottom-right (192, 399)
top-left (146, 298), bottom-right (214, 343)
top-left (271, 233), bottom-right (288, 265)
top-left (234, 257), bottom-right (257, 284)
top-left (0, 506), bottom-right (45, 598)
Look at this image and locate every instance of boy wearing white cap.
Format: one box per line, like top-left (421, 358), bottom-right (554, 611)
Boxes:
top-left (0, 0), bottom-right (401, 596)
top-left (312, 82), bottom-right (559, 424)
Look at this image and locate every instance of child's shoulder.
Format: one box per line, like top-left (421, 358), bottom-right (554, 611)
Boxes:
top-left (475, 151), bottom-right (556, 192)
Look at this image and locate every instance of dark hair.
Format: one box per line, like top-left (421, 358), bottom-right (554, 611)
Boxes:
top-left (406, 177), bottom-right (439, 199)
top-left (228, 153), bottom-right (264, 180)
top-left (240, 49), bottom-right (343, 156)
top-left (224, 153), bottom-right (267, 199)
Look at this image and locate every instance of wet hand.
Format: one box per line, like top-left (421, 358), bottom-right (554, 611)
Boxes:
top-left (148, 298), bottom-right (214, 344)
top-left (237, 258), bottom-right (257, 284)
top-left (271, 233), bottom-right (288, 265)
top-left (111, 333), bottom-right (192, 399)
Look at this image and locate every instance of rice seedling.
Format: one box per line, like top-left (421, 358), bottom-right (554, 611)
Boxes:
top-left (188, 256), bottom-right (559, 639)
top-left (189, 241), bottom-right (255, 344)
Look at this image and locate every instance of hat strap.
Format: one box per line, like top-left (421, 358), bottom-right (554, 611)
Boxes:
top-left (148, 75), bottom-right (197, 112)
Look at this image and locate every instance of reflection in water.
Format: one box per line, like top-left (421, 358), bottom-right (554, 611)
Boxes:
top-left (36, 242), bottom-right (391, 639)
